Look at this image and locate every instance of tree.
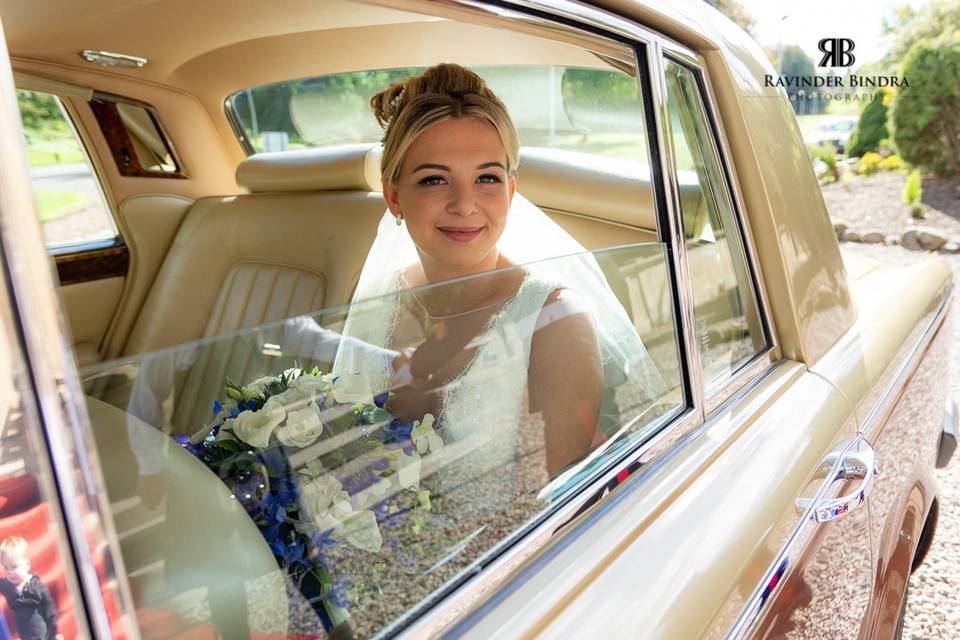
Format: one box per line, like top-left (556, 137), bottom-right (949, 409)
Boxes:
top-left (889, 33), bottom-right (960, 175)
top-left (884, 0), bottom-right (960, 60)
top-left (846, 90), bottom-right (889, 157)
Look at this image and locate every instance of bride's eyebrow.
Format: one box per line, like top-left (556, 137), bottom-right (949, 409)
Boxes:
top-left (411, 161), bottom-right (506, 173)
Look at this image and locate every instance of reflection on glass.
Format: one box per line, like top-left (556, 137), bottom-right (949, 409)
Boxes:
top-left (80, 244), bottom-right (683, 638)
top-left (0, 266), bottom-right (87, 638)
top-left (664, 60), bottom-right (767, 389)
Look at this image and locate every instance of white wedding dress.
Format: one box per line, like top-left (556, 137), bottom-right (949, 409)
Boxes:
top-left (331, 194), bottom-right (667, 508)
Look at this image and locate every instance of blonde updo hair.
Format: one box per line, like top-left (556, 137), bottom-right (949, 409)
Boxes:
top-left (371, 63), bottom-right (520, 185)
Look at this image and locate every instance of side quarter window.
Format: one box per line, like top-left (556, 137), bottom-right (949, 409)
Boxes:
top-left (15, 89), bottom-right (118, 249)
top-left (663, 59), bottom-right (768, 392)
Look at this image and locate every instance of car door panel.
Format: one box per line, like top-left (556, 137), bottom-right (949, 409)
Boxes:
top-left (808, 256), bottom-right (952, 637)
top-left (448, 362), bottom-right (859, 639)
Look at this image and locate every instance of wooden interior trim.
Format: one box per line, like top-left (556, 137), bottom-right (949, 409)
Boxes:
top-left (89, 98), bottom-right (187, 179)
top-left (55, 244), bottom-right (129, 286)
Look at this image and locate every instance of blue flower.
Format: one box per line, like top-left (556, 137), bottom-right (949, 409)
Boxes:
top-left (373, 391), bottom-right (388, 408)
top-left (328, 578), bottom-right (352, 609)
top-left (213, 399), bottom-right (222, 415)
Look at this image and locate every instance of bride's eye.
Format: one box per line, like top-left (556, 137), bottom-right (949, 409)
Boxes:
top-left (477, 174), bottom-right (502, 184)
top-left (418, 175), bottom-right (446, 186)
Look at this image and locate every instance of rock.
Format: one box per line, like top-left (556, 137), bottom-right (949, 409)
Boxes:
top-left (942, 242), bottom-right (960, 254)
top-left (862, 231), bottom-right (885, 244)
top-left (902, 228), bottom-right (948, 251)
top-left (842, 229), bottom-right (862, 242)
top-left (885, 234), bottom-right (901, 246)
top-left (833, 220), bottom-right (849, 239)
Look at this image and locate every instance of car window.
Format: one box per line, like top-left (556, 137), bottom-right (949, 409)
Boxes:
top-left (229, 64), bottom-right (649, 164)
top-left (78, 244), bottom-right (683, 638)
top-left (663, 59), bottom-right (768, 392)
top-left (15, 89), bottom-right (118, 249)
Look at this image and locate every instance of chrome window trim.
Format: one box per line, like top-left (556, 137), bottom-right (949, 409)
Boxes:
top-left (661, 52), bottom-right (780, 416)
top-left (648, 39), bottom-right (704, 422)
top-left (726, 284), bottom-right (953, 640)
top-left (0, 36), bottom-right (139, 640)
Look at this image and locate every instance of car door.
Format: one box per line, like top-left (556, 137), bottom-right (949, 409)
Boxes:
top-left (658, 53), bottom-right (878, 640)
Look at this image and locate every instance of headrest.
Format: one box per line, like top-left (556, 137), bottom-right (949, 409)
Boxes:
top-left (236, 143), bottom-right (383, 193)
top-left (516, 147), bottom-right (658, 230)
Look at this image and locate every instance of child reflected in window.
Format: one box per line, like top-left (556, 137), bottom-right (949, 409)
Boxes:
top-left (0, 537), bottom-right (61, 640)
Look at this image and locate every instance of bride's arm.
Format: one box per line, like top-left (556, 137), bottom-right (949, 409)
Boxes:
top-left (528, 288), bottom-right (603, 479)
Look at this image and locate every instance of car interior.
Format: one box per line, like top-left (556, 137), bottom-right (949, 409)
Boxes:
top-left (0, 0), bottom-right (761, 636)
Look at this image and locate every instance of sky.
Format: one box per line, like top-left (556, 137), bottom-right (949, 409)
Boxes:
top-left (737, 0), bottom-right (926, 66)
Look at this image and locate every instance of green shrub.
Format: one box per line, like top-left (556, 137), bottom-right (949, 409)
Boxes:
top-left (847, 91), bottom-right (889, 157)
top-left (890, 33), bottom-right (960, 175)
top-left (903, 169), bottom-right (927, 218)
top-left (880, 154), bottom-right (905, 172)
top-left (858, 152), bottom-right (883, 176)
top-left (903, 169), bottom-right (923, 204)
top-left (810, 142), bottom-right (840, 181)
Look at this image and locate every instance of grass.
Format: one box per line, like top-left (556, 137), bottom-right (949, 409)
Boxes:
top-left (22, 126), bottom-right (85, 167)
top-left (32, 188), bottom-right (93, 223)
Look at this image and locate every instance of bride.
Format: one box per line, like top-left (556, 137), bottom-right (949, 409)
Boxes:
top-left (332, 63), bottom-right (665, 482)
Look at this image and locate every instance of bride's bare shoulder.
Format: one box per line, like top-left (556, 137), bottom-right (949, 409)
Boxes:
top-left (533, 287), bottom-right (597, 333)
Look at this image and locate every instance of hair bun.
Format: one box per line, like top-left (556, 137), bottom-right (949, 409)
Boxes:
top-left (371, 82), bottom-right (407, 128)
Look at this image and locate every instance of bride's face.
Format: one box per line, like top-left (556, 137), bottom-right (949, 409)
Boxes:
top-left (382, 116), bottom-right (515, 276)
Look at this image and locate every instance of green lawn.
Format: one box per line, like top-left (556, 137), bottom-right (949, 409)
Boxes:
top-left (32, 188), bottom-right (93, 223)
top-left (23, 127), bottom-right (85, 167)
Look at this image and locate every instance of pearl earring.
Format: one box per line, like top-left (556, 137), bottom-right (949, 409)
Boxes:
top-left (396, 213), bottom-right (403, 226)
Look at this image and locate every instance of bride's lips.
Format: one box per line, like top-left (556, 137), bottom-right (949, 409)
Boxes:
top-left (436, 225), bottom-right (485, 243)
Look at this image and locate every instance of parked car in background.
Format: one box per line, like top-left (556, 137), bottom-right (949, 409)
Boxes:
top-left (803, 116), bottom-right (858, 154)
top-left (0, 0), bottom-right (953, 638)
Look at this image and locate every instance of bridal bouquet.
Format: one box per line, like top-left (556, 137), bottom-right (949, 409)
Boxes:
top-left (179, 366), bottom-right (443, 627)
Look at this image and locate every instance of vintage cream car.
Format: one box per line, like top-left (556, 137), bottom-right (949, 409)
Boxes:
top-left (0, 0), bottom-right (953, 638)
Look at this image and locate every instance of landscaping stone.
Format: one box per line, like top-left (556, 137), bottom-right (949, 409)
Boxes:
top-left (842, 229), bottom-right (862, 243)
top-left (902, 228), bottom-right (948, 252)
top-left (943, 242), bottom-right (960, 254)
top-left (862, 231), bottom-right (885, 244)
top-left (833, 220), bottom-right (849, 239)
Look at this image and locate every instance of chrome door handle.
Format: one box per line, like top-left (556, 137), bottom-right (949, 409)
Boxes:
top-left (796, 441), bottom-right (879, 524)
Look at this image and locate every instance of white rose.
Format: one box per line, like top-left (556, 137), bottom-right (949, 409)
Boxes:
top-left (300, 474), bottom-right (353, 533)
top-left (231, 402), bottom-right (285, 448)
top-left (332, 372), bottom-right (374, 406)
top-left (267, 387), bottom-right (314, 414)
top-left (276, 404), bottom-right (324, 447)
top-left (290, 374), bottom-right (329, 401)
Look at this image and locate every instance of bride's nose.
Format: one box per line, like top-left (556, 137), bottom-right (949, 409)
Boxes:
top-left (445, 181), bottom-right (479, 216)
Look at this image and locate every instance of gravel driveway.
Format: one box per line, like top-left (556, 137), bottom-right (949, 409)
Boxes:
top-left (823, 171), bottom-right (960, 638)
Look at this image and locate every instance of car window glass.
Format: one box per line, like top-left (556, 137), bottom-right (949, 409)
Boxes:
top-left (15, 90), bottom-right (118, 249)
top-left (663, 59), bottom-right (767, 391)
top-left (78, 245), bottom-right (683, 638)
